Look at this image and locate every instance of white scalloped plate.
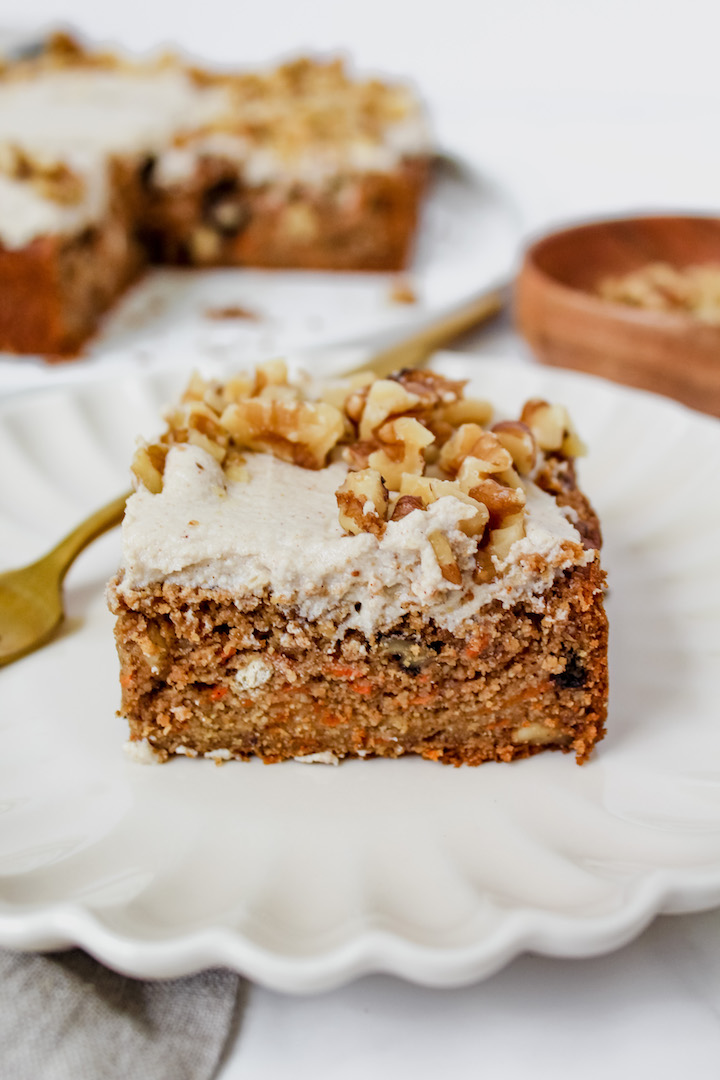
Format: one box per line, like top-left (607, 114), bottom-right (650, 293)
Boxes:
top-left (0, 354), bottom-right (719, 992)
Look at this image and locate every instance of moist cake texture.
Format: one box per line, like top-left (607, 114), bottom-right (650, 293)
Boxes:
top-left (108, 361), bottom-right (608, 766)
top-left (0, 34), bottom-right (431, 354)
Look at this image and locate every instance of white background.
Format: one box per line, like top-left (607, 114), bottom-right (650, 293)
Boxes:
top-left (6, 1), bottom-right (720, 1075)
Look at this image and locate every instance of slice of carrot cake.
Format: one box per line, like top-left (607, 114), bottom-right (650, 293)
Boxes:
top-left (108, 361), bottom-right (608, 766)
top-left (0, 34), bottom-right (432, 354)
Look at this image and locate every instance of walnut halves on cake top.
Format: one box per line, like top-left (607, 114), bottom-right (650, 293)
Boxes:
top-left (108, 361), bottom-right (608, 767)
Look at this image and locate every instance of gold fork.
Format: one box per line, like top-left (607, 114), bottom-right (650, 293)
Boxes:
top-left (0, 287), bottom-right (503, 666)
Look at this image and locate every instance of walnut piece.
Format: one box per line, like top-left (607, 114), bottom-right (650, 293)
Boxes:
top-left (597, 261), bottom-right (720, 325)
top-left (282, 203), bottom-right (319, 241)
top-left (399, 474), bottom-right (489, 537)
top-left (336, 468), bottom-right (388, 537)
top-left (131, 443), bottom-right (169, 494)
top-left (359, 379), bottom-right (421, 440)
top-left (438, 397), bottom-right (493, 428)
top-left (491, 420), bottom-right (537, 475)
top-left (486, 511), bottom-right (526, 561)
top-left (439, 425), bottom-right (512, 476)
top-left (390, 494), bottom-right (425, 521)
top-left (368, 417), bottom-right (434, 489)
top-left (466, 477), bottom-right (526, 529)
top-left (511, 721), bottom-right (560, 745)
top-left (428, 530), bottom-right (462, 585)
top-left (221, 397), bottom-right (344, 469)
top-left (520, 400), bottom-right (586, 457)
top-left (389, 369), bottom-right (466, 409)
top-left (0, 144), bottom-right (85, 204)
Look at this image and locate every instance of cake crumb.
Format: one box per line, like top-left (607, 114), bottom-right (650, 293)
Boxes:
top-left (236, 658), bottom-right (273, 689)
top-left (205, 305), bottom-right (260, 321)
top-left (389, 277), bottom-right (417, 304)
top-left (294, 751), bottom-right (341, 765)
top-left (124, 738), bottom-right (163, 764)
top-left (204, 748), bottom-right (233, 763)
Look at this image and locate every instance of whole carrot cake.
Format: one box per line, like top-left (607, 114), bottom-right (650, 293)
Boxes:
top-left (108, 361), bottom-right (608, 766)
top-left (0, 34), bottom-right (431, 355)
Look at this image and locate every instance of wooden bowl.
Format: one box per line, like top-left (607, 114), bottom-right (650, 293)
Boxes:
top-left (515, 215), bottom-right (720, 416)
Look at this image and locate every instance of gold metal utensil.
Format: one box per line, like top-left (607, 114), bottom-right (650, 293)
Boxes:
top-left (0, 492), bottom-right (129, 666)
top-left (0, 286), bottom-right (503, 667)
top-left (349, 286), bottom-right (504, 378)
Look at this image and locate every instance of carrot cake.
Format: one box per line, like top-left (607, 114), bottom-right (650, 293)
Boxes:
top-left (108, 361), bottom-right (608, 766)
top-left (0, 34), bottom-right (432, 355)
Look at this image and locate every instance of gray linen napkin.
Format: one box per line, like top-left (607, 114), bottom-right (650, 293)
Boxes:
top-left (0, 948), bottom-right (245, 1080)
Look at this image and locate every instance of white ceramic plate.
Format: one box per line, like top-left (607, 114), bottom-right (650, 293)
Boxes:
top-left (0, 157), bottom-right (521, 395)
top-left (0, 354), bottom-right (719, 993)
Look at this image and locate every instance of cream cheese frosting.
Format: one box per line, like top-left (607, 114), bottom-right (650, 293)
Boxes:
top-left (0, 68), bottom-right (230, 249)
top-left (117, 445), bottom-right (595, 638)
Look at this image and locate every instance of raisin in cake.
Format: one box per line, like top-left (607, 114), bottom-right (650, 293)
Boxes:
top-left (108, 361), bottom-right (608, 766)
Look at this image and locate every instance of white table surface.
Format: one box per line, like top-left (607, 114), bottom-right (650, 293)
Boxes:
top-left (6, 2), bottom-right (720, 1074)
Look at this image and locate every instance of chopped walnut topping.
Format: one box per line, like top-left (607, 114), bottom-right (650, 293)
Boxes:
top-left (389, 369), bottom-right (466, 409)
top-left (491, 420), bottom-right (537, 475)
top-left (6, 39), bottom-right (426, 169)
top-left (399, 474), bottom-right (489, 537)
top-left (439, 425), bottom-right (512, 477)
top-left (220, 373), bottom-right (256, 403)
top-left (358, 379), bottom-right (421, 440)
top-left (368, 416), bottom-right (434, 489)
top-left (318, 371), bottom-right (374, 412)
top-left (131, 443), bottom-right (169, 494)
top-left (255, 358), bottom-right (289, 392)
top-left (438, 398), bottom-right (493, 428)
top-left (0, 143), bottom-right (85, 204)
top-left (133, 362), bottom-right (587, 597)
top-left (520, 400), bottom-right (587, 457)
top-left (390, 494), bottom-right (425, 521)
top-left (473, 549), bottom-right (496, 584)
top-left (223, 448), bottom-right (249, 482)
top-left (221, 397), bottom-right (344, 469)
top-left (428, 531), bottom-right (462, 585)
top-left (193, 54), bottom-right (425, 161)
top-left (488, 512), bottom-right (526, 561)
top-left (336, 468), bottom-right (388, 537)
top-left (466, 478), bottom-right (525, 530)
top-left (342, 440), bottom-right (377, 470)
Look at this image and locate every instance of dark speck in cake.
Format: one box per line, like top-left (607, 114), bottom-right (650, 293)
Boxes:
top-left (553, 650), bottom-right (587, 689)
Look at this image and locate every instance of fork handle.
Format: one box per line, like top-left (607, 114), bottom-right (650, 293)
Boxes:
top-left (46, 492), bottom-right (131, 580)
top-left (352, 287), bottom-right (505, 378)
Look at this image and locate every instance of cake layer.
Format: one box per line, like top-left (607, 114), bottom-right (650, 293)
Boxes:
top-left (110, 559), bottom-right (607, 766)
top-left (137, 160), bottom-right (428, 270)
top-left (0, 160), bottom-right (143, 354)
